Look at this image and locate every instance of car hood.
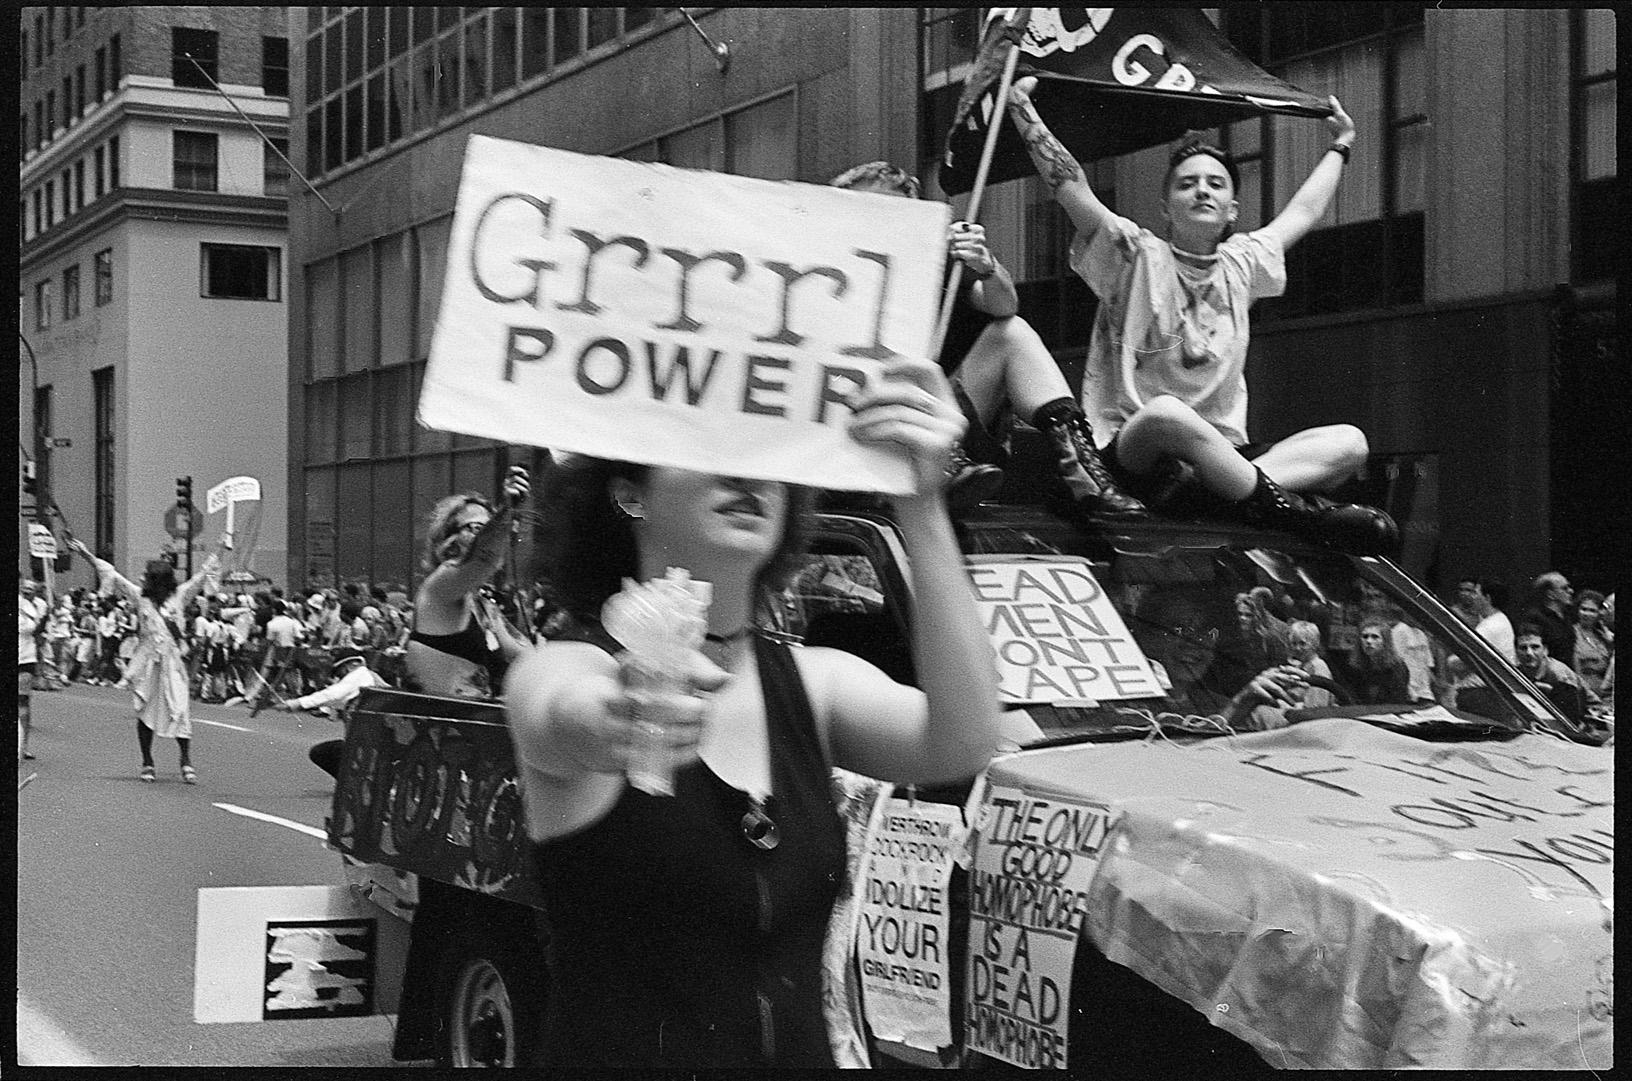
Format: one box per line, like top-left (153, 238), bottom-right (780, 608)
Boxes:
top-left (981, 718), bottom-right (1613, 1069)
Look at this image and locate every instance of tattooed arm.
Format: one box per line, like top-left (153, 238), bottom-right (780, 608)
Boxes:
top-left (1006, 76), bottom-right (1116, 239)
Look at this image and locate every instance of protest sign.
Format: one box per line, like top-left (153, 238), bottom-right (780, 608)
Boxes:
top-left (965, 785), bottom-right (1116, 1069)
top-left (858, 797), bottom-right (966, 1050)
top-left (988, 720), bottom-right (1613, 1069)
top-left (27, 523), bottom-right (56, 559)
top-left (966, 557), bottom-right (1162, 705)
top-left (206, 475), bottom-right (261, 515)
top-left (419, 136), bottom-right (950, 493)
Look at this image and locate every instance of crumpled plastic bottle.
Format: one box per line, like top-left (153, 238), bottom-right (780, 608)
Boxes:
top-left (602, 567), bottom-right (712, 796)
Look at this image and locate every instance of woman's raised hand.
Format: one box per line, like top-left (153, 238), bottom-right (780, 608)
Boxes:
top-left (846, 358), bottom-right (966, 501)
top-left (502, 465), bottom-right (531, 508)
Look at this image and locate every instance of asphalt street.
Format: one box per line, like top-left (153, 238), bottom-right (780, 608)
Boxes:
top-left (17, 681), bottom-right (413, 1067)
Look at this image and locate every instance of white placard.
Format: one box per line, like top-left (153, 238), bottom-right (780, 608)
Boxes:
top-left (418, 135), bottom-right (950, 493)
top-left (967, 558), bottom-right (1163, 705)
top-left (858, 798), bottom-right (966, 1050)
top-left (27, 523), bottom-right (57, 558)
top-left (206, 476), bottom-right (261, 514)
top-left (194, 885), bottom-right (409, 1023)
top-left (965, 785), bottom-right (1116, 1069)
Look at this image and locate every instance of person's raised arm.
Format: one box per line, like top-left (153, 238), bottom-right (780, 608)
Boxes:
top-left (1005, 76), bottom-right (1117, 240)
top-left (420, 467), bottom-right (530, 609)
top-left (949, 221), bottom-right (1019, 318)
top-left (68, 537), bottom-right (139, 603)
top-left (1257, 96), bottom-right (1355, 251)
top-left (175, 534), bottom-right (230, 612)
top-left (817, 359), bottom-right (1003, 784)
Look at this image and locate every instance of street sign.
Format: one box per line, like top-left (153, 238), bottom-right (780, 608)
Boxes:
top-left (27, 523), bottom-right (57, 558)
top-left (48, 437), bottom-right (72, 447)
top-left (165, 502), bottom-right (204, 539)
top-left (207, 476), bottom-right (261, 514)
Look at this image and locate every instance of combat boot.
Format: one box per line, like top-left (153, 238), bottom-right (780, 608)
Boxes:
top-left (1236, 469), bottom-right (1399, 555)
top-left (1033, 401), bottom-right (1145, 517)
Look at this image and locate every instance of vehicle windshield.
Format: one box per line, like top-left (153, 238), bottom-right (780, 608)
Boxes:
top-left (780, 518), bottom-right (1548, 746)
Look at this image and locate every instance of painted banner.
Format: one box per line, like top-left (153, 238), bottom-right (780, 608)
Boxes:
top-left (194, 885), bottom-right (410, 1023)
top-left (965, 785), bottom-right (1116, 1068)
top-left (987, 719), bottom-right (1613, 1069)
top-left (418, 135), bottom-right (951, 494)
top-left (206, 475), bottom-right (262, 514)
top-left (327, 691), bottom-right (540, 908)
top-left (967, 556), bottom-right (1162, 705)
top-left (27, 523), bottom-right (57, 558)
top-left (858, 797), bottom-right (966, 1050)
top-left (942, 8), bottom-right (1330, 194)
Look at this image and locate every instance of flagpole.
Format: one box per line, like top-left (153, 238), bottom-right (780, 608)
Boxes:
top-left (928, 10), bottom-right (1031, 366)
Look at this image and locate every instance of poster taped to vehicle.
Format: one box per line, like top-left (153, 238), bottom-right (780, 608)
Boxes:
top-left (987, 720), bottom-right (1613, 1069)
top-left (194, 885), bottom-right (410, 1023)
top-left (858, 797), bottom-right (966, 1050)
top-left (966, 556), bottom-right (1163, 705)
top-left (419, 135), bottom-right (950, 494)
top-left (965, 784), bottom-right (1117, 1069)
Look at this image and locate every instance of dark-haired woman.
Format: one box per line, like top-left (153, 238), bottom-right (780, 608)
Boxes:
top-left (1346, 617), bottom-right (1412, 706)
top-left (1005, 77), bottom-right (1395, 554)
top-left (68, 535), bottom-right (227, 783)
top-left (403, 465), bottom-right (532, 699)
top-left (505, 359), bottom-right (1002, 1069)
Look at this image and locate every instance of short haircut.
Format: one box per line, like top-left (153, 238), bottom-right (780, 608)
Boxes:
top-left (1164, 139), bottom-right (1241, 194)
top-left (829, 161), bottom-right (920, 198)
top-left (1514, 623), bottom-right (1545, 642)
top-left (424, 492), bottom-right (495, 569)
top-left (1287, 620), bottom-right (1322, 650)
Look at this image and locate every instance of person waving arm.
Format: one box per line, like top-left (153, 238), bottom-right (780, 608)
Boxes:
top-left (1005, 76), bottom-right (1119, 241)
top-left (1255, 96), bottom-right (1355, 251)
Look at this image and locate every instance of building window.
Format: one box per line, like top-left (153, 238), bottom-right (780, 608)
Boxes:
top-left (60, 168), bottom-right (72, 218)
top-left (110, 33), bottom-right (123, 90)
top-left (201, 244), bottom-right (283, 301)
top-left (75, 65), bottom-right (86, 119)
top-left (73, 159), bottom-right (84, 211)
top-left (94, 144), bottom-right (105, 198)
top-left (33, 100), bottom-right (44, 150)
top-left (173, 26), bottom-right (219, 88)
top-left (109, 135), bottom-right (120, 188)
top-left (45, 10), bottom-right (54, 56)
top-left (1573, 7), bottom-right (1617, 283)
top-left (44, 179), bottom-right (55, 228)
top-left (263, 36), bottom-right (289, 97)
top-left (21, 30), bottom-right (27, 72)
top-left (63, 265), bottom-right (81, 320)
top-left (62, 76), bottom-right (73, 126)
top-left (19, 114), bottom-right (27, 163)
top-left (93, 366), bottom-right (115, 556)
top-left (33, 386), bottom-right (53, 513)
top-left (95, 45), bottom-right (107, 100)
top-left (95, 248), bottom-right (113, 305)
top-left (31, 189), bottom-right (42, 236)
top-left (35, 280), bottom-right (54, 330)
top-left (45, 90), bottom-right (55, 139)
top-left (173, 130), bottom-right (219, 191)
top-left (34, 15), bottom-right (44, 65)
top-left (264, 137), bottom-right (290, 196)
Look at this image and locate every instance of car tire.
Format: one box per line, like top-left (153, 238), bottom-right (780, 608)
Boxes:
top-left (432, 919), bottom-right (547, 1068)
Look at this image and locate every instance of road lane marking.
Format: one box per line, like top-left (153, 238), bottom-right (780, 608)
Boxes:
top-left (17, 994), bottom-right (105, 1066)
top-left (194, 718), bottom-right (253, 732)
top-left (213, 802), bottom-right (328, 840)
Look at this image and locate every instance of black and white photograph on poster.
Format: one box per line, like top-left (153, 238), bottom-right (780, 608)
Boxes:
top-left (16, 5), bottom-right (1619, 1070)
top-left (262, 918), bottom-right (376, 1020)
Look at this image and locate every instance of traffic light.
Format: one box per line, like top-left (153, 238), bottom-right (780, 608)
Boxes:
top-left (23, 460), bottom-right (38, 497)
top-left (176, 475), bottom-right (194, 510)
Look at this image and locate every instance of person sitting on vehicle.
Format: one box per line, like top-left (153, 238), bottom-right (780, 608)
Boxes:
top-left (504, 357), bottom-right (1003, 1069)
top-left (405, 465), bottom-right (534, 699)
top-left (1344, 617), bottom-right (1412, 705)
top-left (829, 161), bottom-right (1143, 518)
top-left (1004, 77), bottom-right (1397, 554)
top-left (1129, 587), bottom-right (1315, 732)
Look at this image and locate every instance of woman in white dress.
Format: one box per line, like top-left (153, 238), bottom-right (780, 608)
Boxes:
top-left (68, 535), bottom-right (229, 783)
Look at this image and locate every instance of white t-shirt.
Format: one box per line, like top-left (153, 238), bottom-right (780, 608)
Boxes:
top-left (1475, 610), bottom-right (1515, 662)
top-left (1069, 216), bottom-right (1287, 447)
top-left (266, 614), bottom-right (304, 648)
top-left (18, 595), bottom-right (46, 666)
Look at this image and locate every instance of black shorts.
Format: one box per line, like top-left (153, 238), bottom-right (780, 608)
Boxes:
top-left (1102, 433), bottom-right (1272, 510)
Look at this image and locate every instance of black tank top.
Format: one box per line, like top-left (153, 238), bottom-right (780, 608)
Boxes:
top-left (529, 628), bottom-right (845, 1068)
top-left (407, 613), bottom-right (507, 685)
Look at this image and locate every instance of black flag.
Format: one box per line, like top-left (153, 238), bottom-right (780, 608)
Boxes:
top-left (942, 8), bottom-right (1332, 196)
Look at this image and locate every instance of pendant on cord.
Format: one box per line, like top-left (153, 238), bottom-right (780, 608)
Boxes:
top-left (741, 796), bottom-right (779, 850)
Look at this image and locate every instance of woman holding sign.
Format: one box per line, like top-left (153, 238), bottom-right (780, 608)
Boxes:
top-left (67, 533), bottom-right (228, 783)
top-left (505, 357), bottom-right (1003, 1069)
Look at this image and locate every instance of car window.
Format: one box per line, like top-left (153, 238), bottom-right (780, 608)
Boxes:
top-left (788, 523), bottom-right (1535, 745)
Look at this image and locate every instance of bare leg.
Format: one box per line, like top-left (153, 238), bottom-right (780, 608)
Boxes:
top-left (1115, 395), bottom-right (1258, 500)
top-left (17, 670), bottom-right (32, 759)
top-left (951, 317), bottom-right (1075, 428)
top-left (1250, 425), bottom-right (1368, 492)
